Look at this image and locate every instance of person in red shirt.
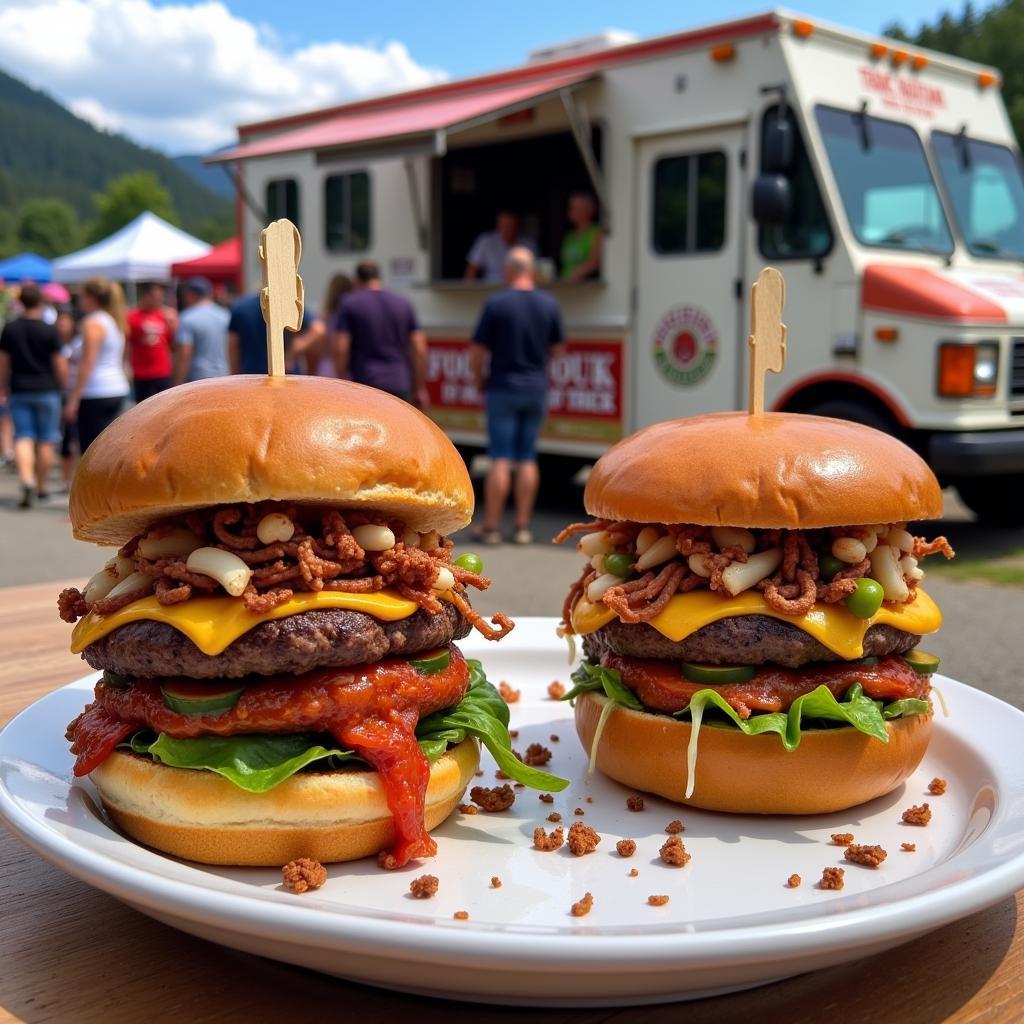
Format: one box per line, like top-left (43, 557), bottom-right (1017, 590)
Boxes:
top-left (126, 283), bottom-right (176, 402)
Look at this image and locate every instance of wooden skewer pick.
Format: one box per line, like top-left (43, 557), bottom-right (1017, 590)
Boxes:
top-left (747, 267), bottom-right (787, 415)
top-left (258, 219), bottom-right (304, 377)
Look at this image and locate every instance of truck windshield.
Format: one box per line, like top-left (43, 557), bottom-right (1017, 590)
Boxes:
top-left (815, 105), bottom-right (953, 255)
top-left (932, 132), bottom-right (1024, 261)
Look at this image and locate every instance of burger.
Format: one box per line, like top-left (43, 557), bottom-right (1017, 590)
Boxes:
top-left (61, 375), bottom-right (564, 866)
top-left (556, 411), bottom-right (954, 814)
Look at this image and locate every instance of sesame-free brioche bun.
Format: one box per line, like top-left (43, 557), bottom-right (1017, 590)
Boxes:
top-left (90, 737), bottom-right (479, 866)
top-left (70, 375), bottom-right (474, 545)
top-left (575, 692), bottom-right (931, 814)
top-left (584, 411), bottom-right (942, 529)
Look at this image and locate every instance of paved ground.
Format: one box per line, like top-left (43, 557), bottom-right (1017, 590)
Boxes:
top-left (2, 460), bottom-right (1022, 707)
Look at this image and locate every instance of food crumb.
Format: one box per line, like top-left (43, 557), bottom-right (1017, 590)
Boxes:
top-left (628, 868), bottom-right (639, 877)
top-left (574, 807), bottom-right (585, 816)
top-left (659, 836), bottom-right (691, 867)
top-left (490, 876), bottom-right (502, 888)
top-left (453, 910), bottom-right (469, 920)
top-left (830, 832), bottom-right (854, 846)
top-left (409, 874), bottom-right (439, 899)
top-left (523, 743), bottom-right (552, 766)
top-left (616, 839), bottom-right (637, 858)
top-left (547, 812), bottom-right (562, 823)
top-left (647, 894), bottom-right (670, 906)
top-left (281, 857), bottom-right (326, 894)
top-left (665, 819), bottom-right (684, 834)
top-left (498, 681), bottom-right (520, 704)
top-left (844, 843), bottom-right (888, 868)
top-left (819, 867), bottom-right (845, 890)
top-left (901, 843), bottom-right (917, 852)
top-left (509, 729), bottom-right (519, 739)
top-left (787, 874), bottom-right (801, 888)
top-left (567, 821), bottom-right (601, 856)
top-left (514, 783), bottom-right (525, 789)
top-left (474, 770), bottom-right (484, 777)
top-left (470, 784), bottom-right (515, 812)
top-left (550, 734), bottom-right (560, 743)
top-left (457, 803), bottom-right (478, 815)
top-left (902, 803), bottom-right (932, 826)
top-left (586, 796), bottom-right (593, 804)
top-left (547, 681), bottom-right (566, 700)
top-left (928, 777), bottom-right (947, 796)
top-left (626, 794), bottom-right (645, 812)
top-left (533, 826), bottom-right (565, 852)
top-left (539, 792), bottom-right (554, 803)
top-left (571, 892), bottom-right (594, 917)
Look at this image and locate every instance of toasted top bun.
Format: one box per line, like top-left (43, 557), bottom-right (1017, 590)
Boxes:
top-left (584, 411), bottom-right (942, 528)
top-left (71, 376), bottom-right (474, 544)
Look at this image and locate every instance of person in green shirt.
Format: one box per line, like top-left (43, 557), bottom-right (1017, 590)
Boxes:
top-left (560, 193), bottom-right (603, 281)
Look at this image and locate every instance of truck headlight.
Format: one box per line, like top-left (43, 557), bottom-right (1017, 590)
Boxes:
top-left (937, 341), bottom-right (999, 398)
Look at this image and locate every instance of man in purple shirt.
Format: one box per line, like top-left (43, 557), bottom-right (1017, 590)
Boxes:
top-left (330, 261), bottom-right (427, 405)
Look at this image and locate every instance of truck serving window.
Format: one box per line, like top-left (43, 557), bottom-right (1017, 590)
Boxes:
top-left (932, 132), bottom-right (1024, 261)
top-left (324, 172), bottom-right (371, 252)
top-left (758, 107), bottom-right (832, 260)
top-left (651, 151), bottom-right (726, 255)
top-left (815, 106), bottom-right (953, 255)
top-left (266, 179), bottom-right (299, 228)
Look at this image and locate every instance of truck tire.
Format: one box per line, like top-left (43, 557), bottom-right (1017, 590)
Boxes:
top-left (802, 399), bottom-right (895, 434)
top-left (955, 476), bottom-right (1024, 527)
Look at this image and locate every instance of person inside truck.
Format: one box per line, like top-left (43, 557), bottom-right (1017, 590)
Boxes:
top-left (464, 210), bottom-right (537, 283)
top-left (559, 192), bottom-right (602, 281)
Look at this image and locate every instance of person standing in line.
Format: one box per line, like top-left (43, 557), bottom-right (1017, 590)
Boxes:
top-left (330, 261), bottom-right (426, 405)
top-left (464, 211), bottom-right (537, 283)
top-left (55, 304), bottom-right (80, 491)
top-left (0, 284), bottom-right (67, 507)
top-left (226, 292), bottom-right (321, 375)
top-left (469, 247), bottom-right (565, 544)
top-left (560, 193), bottom-right (603, 281)
top-left (174, 278), bottom-right (229, 385)
top-left (302, 272), bottom-right (352, 376)
top-left (126, 282), bottom-right (177, 402)
top-left (64, 277), bottom-right (131, 453)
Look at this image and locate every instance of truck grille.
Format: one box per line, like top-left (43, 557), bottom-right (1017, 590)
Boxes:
top-left (1013, 338), bottom-right (1024, 398)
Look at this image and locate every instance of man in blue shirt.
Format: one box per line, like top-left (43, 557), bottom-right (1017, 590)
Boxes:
top-left (227, 292), bottom-right (322, 375)
top-left (470, 246), bottom-right (565, 544)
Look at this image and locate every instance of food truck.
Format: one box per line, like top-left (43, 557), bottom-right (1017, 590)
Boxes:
top-left (216, 9), bottom-right (1024, 523)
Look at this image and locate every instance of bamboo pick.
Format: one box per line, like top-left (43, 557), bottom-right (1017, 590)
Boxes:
top-left (258, 219), bottom-right (304, 377)
top-left (747, 267), bottom-right (787, 415)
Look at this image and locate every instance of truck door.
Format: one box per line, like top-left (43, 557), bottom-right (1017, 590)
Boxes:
top-left (633, 127), bottom-right (745, 424)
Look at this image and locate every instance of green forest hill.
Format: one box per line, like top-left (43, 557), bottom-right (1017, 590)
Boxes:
top-left (0, 66), bottom-right (233, 260)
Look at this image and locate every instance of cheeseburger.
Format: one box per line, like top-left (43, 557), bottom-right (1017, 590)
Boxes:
top-left (557, 411), bottom-right (954, 814)
top-left (61, 375), bottom-right (563, 866)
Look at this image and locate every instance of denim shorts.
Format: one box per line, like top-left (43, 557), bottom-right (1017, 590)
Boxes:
top-left (486, 389), bottom-right (547, 462)
top-left (9, 390), bottom-right (62, 444)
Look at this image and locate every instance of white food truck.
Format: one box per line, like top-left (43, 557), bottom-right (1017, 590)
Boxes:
top-left (216, 9), bottom-right (1024, 523)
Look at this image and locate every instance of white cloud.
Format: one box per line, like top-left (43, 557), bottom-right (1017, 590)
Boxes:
top-left (0, 0), bottom-right (447, 153)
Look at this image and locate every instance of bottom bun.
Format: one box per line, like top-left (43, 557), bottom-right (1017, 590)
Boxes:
top-left (575, 693), bottom-right (932, 814)
top-left (91, 737), bottom-right (479, 865)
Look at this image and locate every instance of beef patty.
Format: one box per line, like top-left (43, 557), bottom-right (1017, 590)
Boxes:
top-left (581, 615), bottom-right (920, 669)
top-left (82, 603), bottom-right (470, 679)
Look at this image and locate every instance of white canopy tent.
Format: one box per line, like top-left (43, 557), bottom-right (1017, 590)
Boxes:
top-left (52, 211), bottom-right (210, 284)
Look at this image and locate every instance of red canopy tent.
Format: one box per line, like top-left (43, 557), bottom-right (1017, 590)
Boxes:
top-left (170, 237), bottom-right (241, 289)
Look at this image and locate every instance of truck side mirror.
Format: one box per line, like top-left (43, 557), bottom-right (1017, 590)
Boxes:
top-left (762, 117), bottom-right (794, 172)
top-left (751, 174), bottom-right (791, 225)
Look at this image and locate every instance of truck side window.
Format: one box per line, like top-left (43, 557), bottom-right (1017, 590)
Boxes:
top-left (758, 107), bottom-right (832, 260)
top-left (324, 172), bottom-right (371, 252)
top-left (652, 151), bottom-right (727, 254)
top-left (266, 179), bottom-right (299, 229)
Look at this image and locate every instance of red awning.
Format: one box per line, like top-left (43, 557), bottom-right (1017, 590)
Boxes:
top-left (170, 237), bottom-right (241, 286)
top-left (215, 73), bottom-right (593, 163)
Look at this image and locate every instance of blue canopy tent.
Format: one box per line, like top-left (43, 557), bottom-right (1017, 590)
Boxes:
top-left (0, 252), bottom-right (52, 283)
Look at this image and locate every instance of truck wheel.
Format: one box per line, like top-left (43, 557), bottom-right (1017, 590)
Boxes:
top-left (802, 399), bottom-right (895, 434)
top-left (955, 476), bottom-right (1024, 527)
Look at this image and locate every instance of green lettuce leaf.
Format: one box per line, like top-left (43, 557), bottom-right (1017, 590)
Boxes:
top-left (882, 697), bottom-right (932, 719)
top-left (563, 660), bottom-right (644, 710)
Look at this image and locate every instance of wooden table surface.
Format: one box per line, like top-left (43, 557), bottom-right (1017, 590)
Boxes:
top-left (1, 580), bottom-right (1021, 1024)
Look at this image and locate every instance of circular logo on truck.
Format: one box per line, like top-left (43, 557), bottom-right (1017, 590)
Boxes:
top-left (652, 305), bottom-right (718, 387)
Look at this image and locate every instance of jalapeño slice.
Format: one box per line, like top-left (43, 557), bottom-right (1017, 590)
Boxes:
top-left (161, 681), bottom-right (246, 716)
top-left (681, 663), bottom-right (757, 685)
top-left (102, 670), bottom-right (133, 689)
top-left (409, 648), bottom-right (451, 675)
top-left (903, 650), bottom-right (940, 676)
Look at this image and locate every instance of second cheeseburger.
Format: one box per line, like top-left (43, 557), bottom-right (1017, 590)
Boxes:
top-left (61, 376), bottom-right (564, 866)
top-left (558, 411), bottom-right (954, 814)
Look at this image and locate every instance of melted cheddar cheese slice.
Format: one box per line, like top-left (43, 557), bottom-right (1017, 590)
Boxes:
top-left (570, 588), bottom-right (941, 660)
top-left (71, 590), bottom-right (420, 657)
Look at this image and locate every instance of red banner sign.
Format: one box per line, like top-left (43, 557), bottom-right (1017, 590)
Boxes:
top-left (859, 65), bottom-right (945, 118)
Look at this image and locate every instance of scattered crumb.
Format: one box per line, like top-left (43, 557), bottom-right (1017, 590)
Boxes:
top-left (845, 843), bottom-right (888, 868)
top-left (567, 821), bottom-right (601, 856)
top-left (902, 803), bottom-right (932, 826)
top-left (819, 867), bottom-right (845, 890)
top-left (409, 874), bottom-right (439, 899)
top-left (787, 874), bottom-right (801, 888)
top-left (928, 777), bottom-right (947, 796)
top-left (474, 770), bottom-right (484, 777)
top-left (901, 843), bottom-right (917, 852)
top-left (616, 839), bottom-right (637, 858)
top-left (626, 794), bottom-right (645, 812)
top-left (533, 826), bottom-right (565, 852)
top-left (453, 911), bottom-right (469, 920)
top-left (571, 892), bottom-right (594, 917)
top-left (659, 836), bottom-right (691, 867)
top-left (457, 803), bottom-right (478, 815)
top-left (547, 812), bottom-right (562, 823)
top-left (573, 807), bottom-right (585, 816)
top-left (281, 858), bottom-right (326, 894)
top-left (498, 681), bottom-right (520, 704)
top-left (524, 743), bottom-right (552, 766)
top-left (830, 832), bottom-right (855, 846)
top-left (377, 851), bottom-right (401, 870)
top-left (547, 681), bottom-right (566, 700)
top-left (495, 770), bottom-right (510, 780)
top-left (514, 783), bottom-right (524, 789)
top-left (550, 734), bottom-right (560, 743)
top-left (539, 792), bottom-right (554, 803)
top-left (509, 729), bottom-right (519, 739)
top-left (628, 868), bottom-right (639, 878)
top-left (470, 784), bottom-right (515, 812)
top-left (586, 796), bottom-right (593, 804)
top-left (490, 876), bottom-right (502, 888)
top-left (647, 894), bottom-right (670, 906)
top-left (665, 819), bottom-right (684, 834)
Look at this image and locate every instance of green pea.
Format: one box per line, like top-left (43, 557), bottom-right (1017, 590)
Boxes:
top-left (819, 555), bottom-right (845, 581)
top-left (454, 552), bottom-right (483, 574)
top-left (845, 578), bottom-right (884, 619)
top-left (604, 552), bottom-right (633, 577)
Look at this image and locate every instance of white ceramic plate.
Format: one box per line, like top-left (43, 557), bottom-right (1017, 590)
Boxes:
top-left (2, 618), bottom-right (1024, 1007)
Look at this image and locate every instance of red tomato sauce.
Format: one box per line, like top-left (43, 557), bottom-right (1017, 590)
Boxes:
top-left (68, 646), bottom-right (470, 867)
top-left (602, 653), bottom-right (929, 719)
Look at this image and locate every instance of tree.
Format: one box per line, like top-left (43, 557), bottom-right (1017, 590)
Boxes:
top-left (196, 215), bottom-right (235, 244)
top-left (16, 197), bottom-right (80, 257)
top-left (88, 171), bottom-right (178, 242)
